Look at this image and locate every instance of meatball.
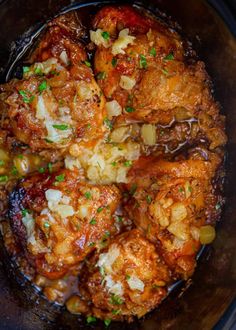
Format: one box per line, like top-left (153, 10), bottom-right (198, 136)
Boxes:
top-left (81, 229), bottom-right (171, 321)
top-left (8, 169), bottom-right (121, 279)
top-left (91, 6), bottom-right (226, 150)
top-left (125, 156), bottom-right (223, 279)
top-left (5, 13), bottom-right (106, 151)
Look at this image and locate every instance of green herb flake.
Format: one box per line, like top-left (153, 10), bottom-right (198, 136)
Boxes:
top-left (86, 316), bottom-right (96, 324)
top-left (111, 57), bottom-right (117, 67)
top-left (125, 106), bottom-right (135, 113)
top-left (35, 67), bottom-right (43, 76)
top-left (52, 124), bottom-right (69, 131)
top-left (44, 222), bottom-right (50, 228)
top-left (96, 71), bottom-right (106, 80)
top-left (88, 242), bottom-right (95, 247)
top-left (111, 161), bottom-right (117, 167)
top-left (23, 66), bottom-right (30, 74)
top-left (21, 209), bottom-right (29, 217)
top-left (90, 218), bottom-right (96, 225)
top-left (97, 207), bottom-right (103, 213)
top-left (164, 52), bottom-right (174, 61)
top-left (48, 163), bottom-right (53, 173)
top-left (19, 90), bottom-right (35, 104)
top-left (188, 186), bottom-right (193, 192)
top-left (139, 54), bottom-right (147, 69)
top-left (84, 191), bottom-right (92, 199)
top-left (38, 80), bottom-right (47, 93)
top-left (178, 187), bottom-right (184, 192)
top-left (215, 202), bottom-right (221, 210)
top-left (84, 60), bottom-right (91, 67)
top-left (150, 48), bottom-right (157, 57)
top-left (162, 68), bottom-right (169, 75)
top-left (110, 294), bottom-right (123, 305)
top-left (112, 309), bottom-right (121, 315)
top-left (124, 160), bottom-right (132, 167)
top-left (116, 216), bottom-right (123, 223)
top-left (104, 319), bottom-right (111, 327)
top-left (130, 183), bottom-right (137, 195)
top-left (55, 174), bottom-right (65, 182)
top-left (99, 266), bottom-right (105, 277)
top-left (38, 167), bottom-right (45, 174)
top-left (87, 123), bottom-right (91, 129)
top-left (45, 138), bottom-right (53, 144)
top-left (0, 175), bottom-right (8, 183)
top-left (17, 154), bottom-right (23, 159)
top-left (11, 166), bottom-right (18, 176)
top-left (126, 274), bottom-right (131, 280)
top-left (0, 160), bottom-right (4, 166)
top-left (146, 195), bottom-right (152, 204)
top-left (104, 117), bottom-right (113, 130)
top-left (101, 31), bottom-right (110, 40)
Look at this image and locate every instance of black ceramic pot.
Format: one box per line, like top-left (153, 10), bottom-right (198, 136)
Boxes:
top-left (0, 1), bottom-right (235, 329)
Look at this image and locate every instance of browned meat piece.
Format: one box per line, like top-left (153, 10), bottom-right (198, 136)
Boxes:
top-left (91, 6), bottom-right (226, 151)
top-left (125, 156), bottom-right (223, 279)
top-left (80, 229), bottom-right (171, 321)
top-left (8, 169), bottom-right (121, 279)
top-left (4, 13), bottom-right (106, 152)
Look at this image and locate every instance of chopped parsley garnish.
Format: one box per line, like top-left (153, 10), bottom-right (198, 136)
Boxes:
top-left (162, 68), bottom-right (169, 75)
top-left (112, 309), bottom-right (121, 315)
top-left (188, 186), bottom-right (193, 192)
top-left (21, 209), bottom-right (29, 217)
top-left (52, 124), bottom-right (69, 131)
top-left (19, 90), bottom-right (35, 104)
top-left (116, 216), bottom-right (123, 223)
top-left (130, 183), bottom-right (137, 196)
top-left (50, 70), bottom-right (59, 76)
top-left (38, 80), bottom-right (47, 92)
top-left (178, 187), bottom-right (184, 192)
top-left (55, 174), bottom-right (65, 182)
top-left (90, 218), bottom-right (97, 225)
top-left (17, 154), bottom-right (23, 159)
top-left (125, 106), bottom-right (135, 113)
top-left (45, 138), bottom-right (53, 143)
top-left (139, 54), bottom-right (147, 69)
top-left (101, 31), bottom-right (110, 40)
top-left (150, 48), bottom-right (157, 57)
top-left (110, 294), bottom-right (123, 305)
top-left (104, 319), bottom-right (111, 327)
top-left (35, 67), bottom-right (43, 76)
top-left (38, 167), bottom-right (45, 173)
top-left (97, 207), bottom-right (103, 213)
top-left (87, 316), bottom-right (96, 324)
top-left (44, 222), bottom-right (50, 228)
top-left (124, 160), bottom-right (132, 167)
top-left (84, 191), bottom-right (92, 199)
top-left (48, 163), bottom-right (53, 173)
top-left (146, 195), bottom-right (152, 204)
top-left (0, 160), bottom-right (4, 166)
top-left (84, 60), bottom-right (91, 67)
top-left (0, 175), bottom-right (8, 182)
top-left (99, 266), bottom-right (105, 277)
top-left (111, 161), bottom-right (117, 166)
top-left (126, 274), bottom-right (131, 280)
top-left (11, 166), bottom-right (18, 176)
top-left (88, 242), bottom-right (95, 247)
top-left (104, 117), bottom-right (113, 130)
top-left (96, 71), bottom-right (106, 80)
top-left (111, 57), bottom-right (117, 67)
top-left (164, 52), bottom-right (174, 61)
top-left (23, 66), bottom-right (30, 74)
top-left (215, 202), bottom-right (221, 210)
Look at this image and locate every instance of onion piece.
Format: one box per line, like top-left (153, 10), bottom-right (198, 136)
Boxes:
top-left (141, 124), bottom-right (157, 146)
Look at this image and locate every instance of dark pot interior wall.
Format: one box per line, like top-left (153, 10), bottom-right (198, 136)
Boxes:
top-left (0, 1), bottom-right (236, 329)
